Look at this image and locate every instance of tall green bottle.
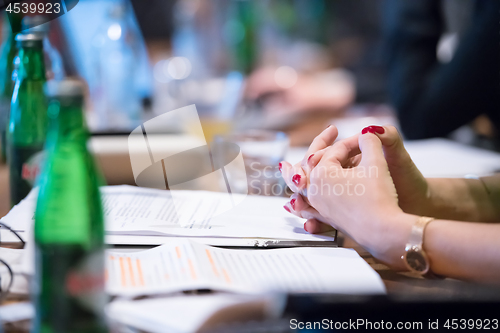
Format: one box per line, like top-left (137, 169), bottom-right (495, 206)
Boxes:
top-left (7, 33), bottom-right (47, 206)
top-left (33, 79), bottom-right (107, 333)
top-left (0, 13), bottom-right (22, 163)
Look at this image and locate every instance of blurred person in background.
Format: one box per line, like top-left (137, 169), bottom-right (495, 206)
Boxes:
top-left (132, 0), bottom-right (498, 147)
top-left (246, 0), bottom-right (499, 149)
top-left (243, 0), bottom-right (386, 117)
top-left (384, 0), bottom-right (499, 145)
top-left (128, 0), bottom-right (389, 146)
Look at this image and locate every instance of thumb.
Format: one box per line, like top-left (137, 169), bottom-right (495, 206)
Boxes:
top-left (361, 125), bottom-right (419, 171)
top-left (358, 130), bottom-right (387, 169)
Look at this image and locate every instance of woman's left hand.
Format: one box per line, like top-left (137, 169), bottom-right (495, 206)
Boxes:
top-left (280, 125), bottom-right (362, 232)
top-left (279, 125), bottom-right (339, 231)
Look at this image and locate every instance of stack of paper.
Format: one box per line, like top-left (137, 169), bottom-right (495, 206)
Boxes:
top-left (1, 186), bottom-right (335, 247)
top-left (106, 239), bottom-right (385, 296)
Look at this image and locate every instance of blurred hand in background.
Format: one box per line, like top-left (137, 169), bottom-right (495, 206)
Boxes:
top-left (245, 66), bottom-right (355, 116)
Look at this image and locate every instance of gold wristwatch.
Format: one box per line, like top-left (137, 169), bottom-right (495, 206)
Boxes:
top-left (402, 216), bottom-right (443, 279)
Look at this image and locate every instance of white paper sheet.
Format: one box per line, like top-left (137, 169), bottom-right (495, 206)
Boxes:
top-left (0, 302), bottom-right (35, 324)
top-left (107, 294), bottom-right (285, 333)
top-left (105, 239), bottom-right (385, 296)
top-left (1, 186), bottom-right (335, 243)
top-left (286, 138), bottom-right (500, 178)
top-left (403, 139), bottom-right (500, 178)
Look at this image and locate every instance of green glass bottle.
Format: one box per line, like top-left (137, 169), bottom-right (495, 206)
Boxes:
top-left (7, 33), bottom-right (47, 206)
top-left (232, 0), bottom-right (258, 74)
top-left (33, 79), bottom-right (107, 333)
top-left (0, 13), bottom-right (22, 163)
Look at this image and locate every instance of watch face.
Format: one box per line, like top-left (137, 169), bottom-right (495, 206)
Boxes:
top-left (405, 249), bottom-right (429, 274)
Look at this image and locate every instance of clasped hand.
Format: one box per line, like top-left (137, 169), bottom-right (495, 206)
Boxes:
top-left (280, 125), bottom-right (430, 269)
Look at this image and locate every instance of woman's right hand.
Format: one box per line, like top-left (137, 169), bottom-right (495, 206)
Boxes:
top-left (365, 125), bottom-right (432, 217)
top-left (374, 126), bottom-right (500, 223)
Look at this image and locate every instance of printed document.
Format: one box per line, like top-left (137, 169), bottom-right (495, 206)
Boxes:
top-left (106, 239), bottom-right (385, 296)
top-left (2, 186), bottom-right (335, 242)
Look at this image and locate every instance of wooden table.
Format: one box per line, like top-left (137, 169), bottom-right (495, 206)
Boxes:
top-left (0, 164), bottom-right (9, 218)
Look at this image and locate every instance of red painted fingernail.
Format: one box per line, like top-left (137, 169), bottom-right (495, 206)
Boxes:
top-left (278, 162), bottom-right (282, 173)
top-left (284, 205), bottom-right (291, 213)
top-left (361, 126), bottom-right (374, 134)
top-left (304, 222), bottom-right (308, 232)
top-left (307, 154), bottom-right (314, 164)
top-left (362, 125), bottom-right (385, 135)
top-left (292, 174), bottom-right (301, 186)
top-left (290, 198), bottom-right (296, 210)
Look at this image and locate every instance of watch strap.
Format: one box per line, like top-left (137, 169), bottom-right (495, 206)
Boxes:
top-left (406, 216), bottom-right (435, 249)
top-left (405, 216), bottom-right (444, 279)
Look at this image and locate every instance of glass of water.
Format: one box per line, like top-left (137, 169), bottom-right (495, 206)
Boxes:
top-left (215, 130), bottom-right (289, 196)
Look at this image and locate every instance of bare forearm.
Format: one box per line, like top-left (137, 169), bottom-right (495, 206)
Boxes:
top-left (425, 177), bottom-right (500, 222)
top-left (425, 219), bottom-right (500, 283)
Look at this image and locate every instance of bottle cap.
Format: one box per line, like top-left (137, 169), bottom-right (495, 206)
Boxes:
top-left (45, 79), bottom-right (86, 97)
top-left (21, 16), bottom-right (50, 35)
top-left (15, 33), bottom-right (44, 47)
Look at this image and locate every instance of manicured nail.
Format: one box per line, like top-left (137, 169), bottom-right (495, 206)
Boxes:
top-left (362, 125), bottom-right (385, 135)
top-left (371, 126), bottom-right (385, 134)
top-left (307, 154), bottom-right (314, 164)
top-left (361, 126), bottom-right (375, 134)
top-left (292, 174), bottom-right (301, 186)
top-left (290, 198), bottom-right (296, 210)
top-left (304, 222), bottom-right (308, 232)
top-left (284, 205), bottom-right (291, 213)
top-left (278, 162), bottom-right (282, 173)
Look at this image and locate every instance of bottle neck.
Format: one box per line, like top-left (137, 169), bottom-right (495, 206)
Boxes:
top-left (18, 45), bottom-right (46, 82)
top-left (48, 98), bottom-right (88, 144)
top-left (8, 34), bottom-right (16, 49)
top-left (0, 35), bottom-right (17, 97)
top-left (8, 13), bottom-right (23, 34)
